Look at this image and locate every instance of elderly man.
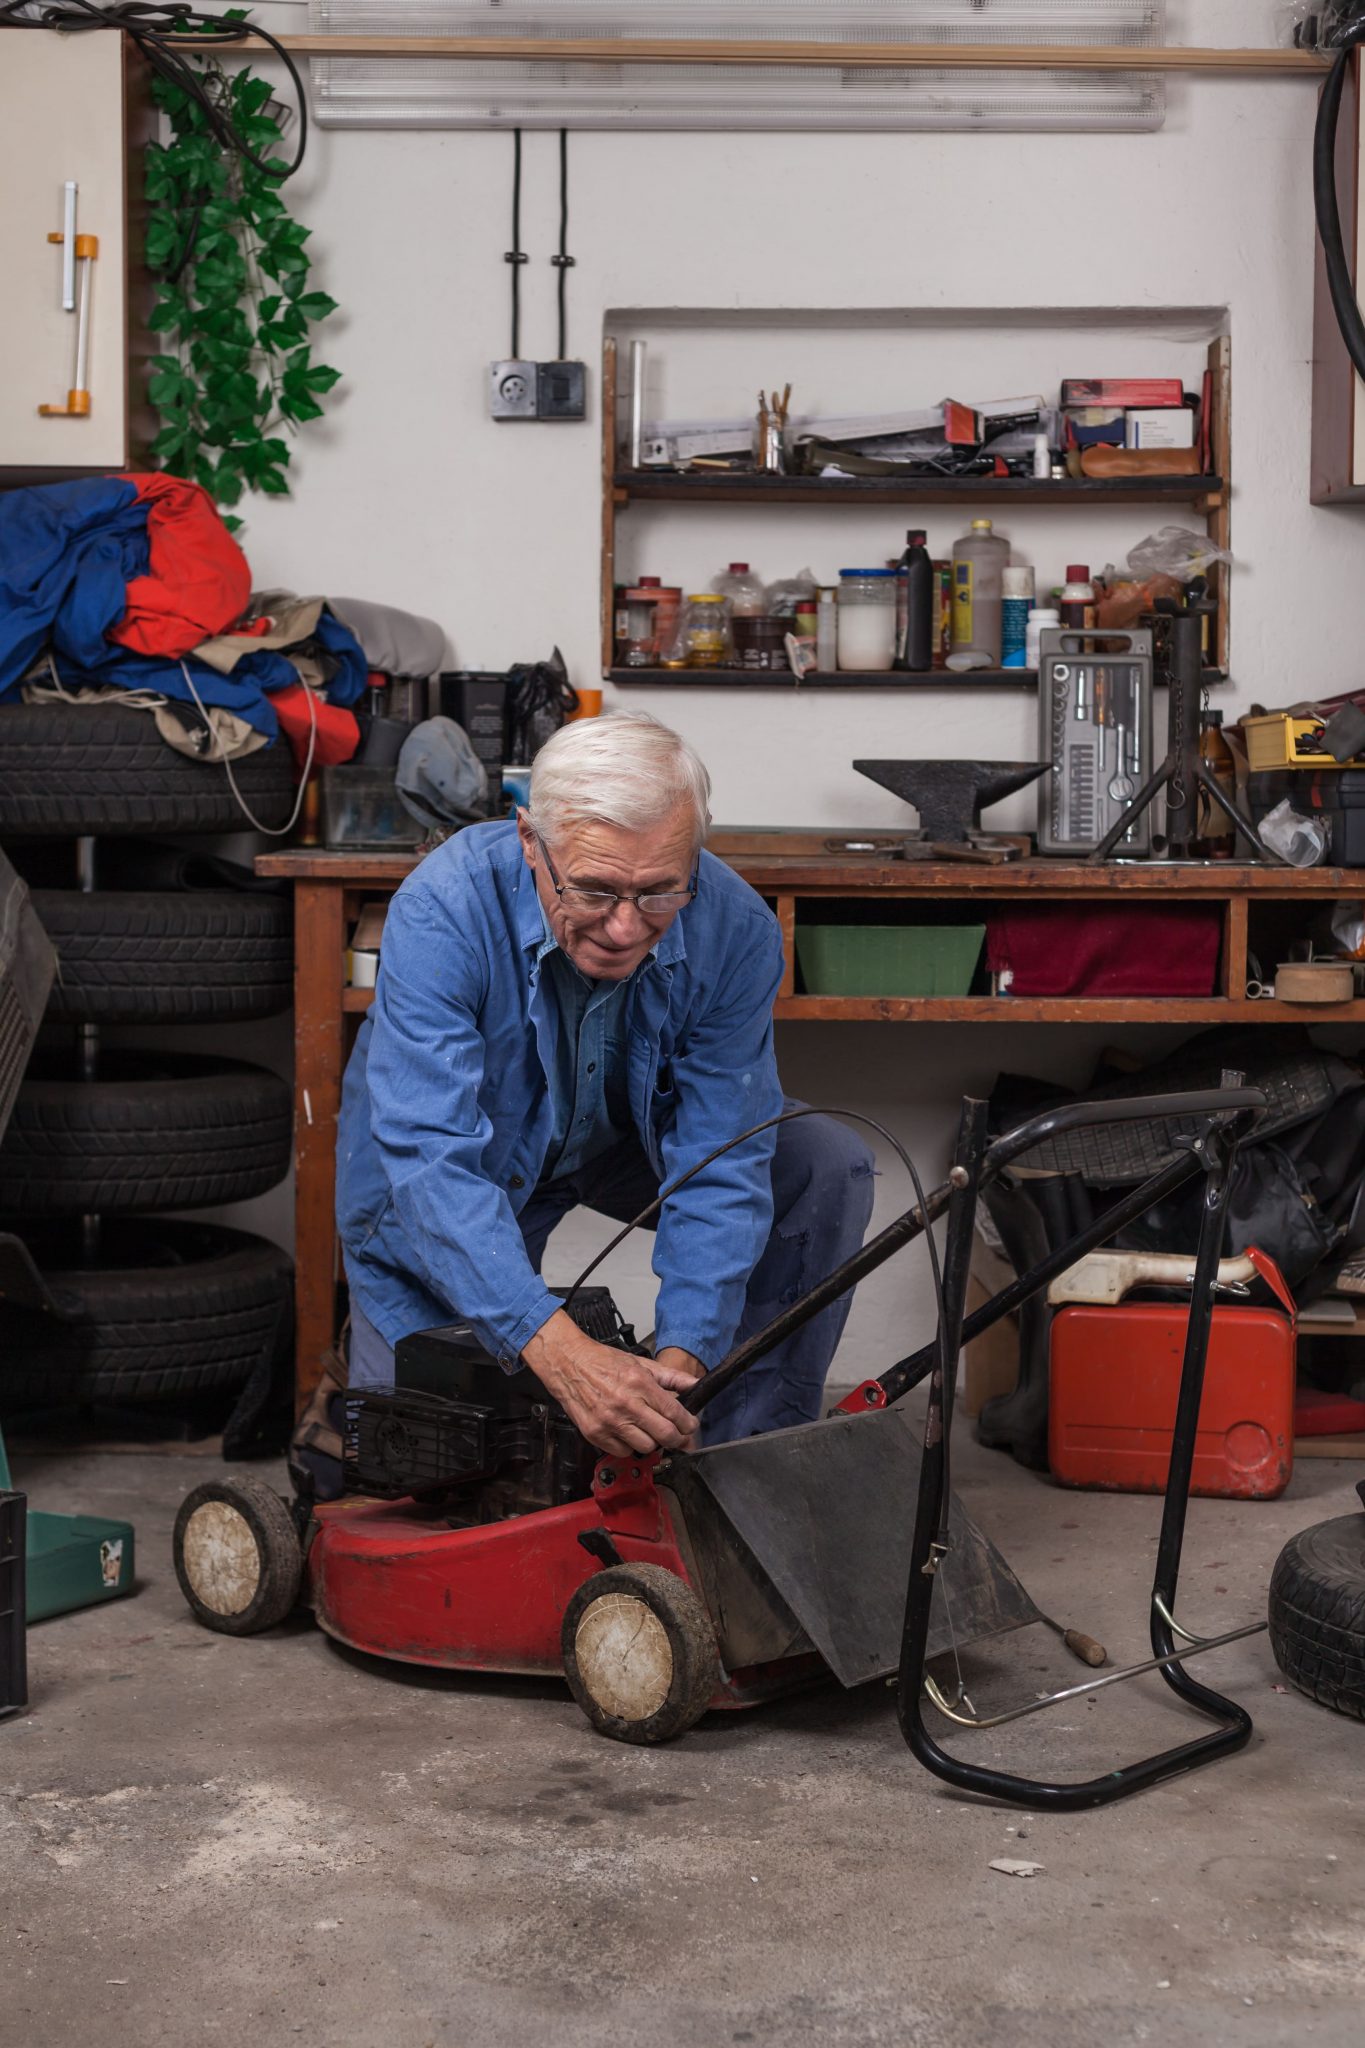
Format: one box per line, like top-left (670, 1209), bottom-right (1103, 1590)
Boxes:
top-left (336, 710), bottom-right (874, 1455)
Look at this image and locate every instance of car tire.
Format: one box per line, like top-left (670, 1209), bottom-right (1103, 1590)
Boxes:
top-left (1269, 1511), bottom-right (1365, 1721)
top-left (0, 701), bottom-right (293, 837)
top-left (0, 1051), bottom-right (292, 1215)
top-left (33, 889), bottom-right (293, 1024)
top-left (0, 1217), bottom-right (292, 1409)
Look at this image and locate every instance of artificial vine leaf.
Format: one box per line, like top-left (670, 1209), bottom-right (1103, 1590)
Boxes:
top-left (142, 54), bottom-right (339, 525)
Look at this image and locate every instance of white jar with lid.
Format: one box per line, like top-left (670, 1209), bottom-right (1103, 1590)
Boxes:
top-left (836, 569), bottom-right (897, 673)
top-left (1026, 606), bottom-right (1061, 670)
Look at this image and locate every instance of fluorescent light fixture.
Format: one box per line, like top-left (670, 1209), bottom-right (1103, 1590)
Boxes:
top-left (309, 1), bottom-right (1168, 132)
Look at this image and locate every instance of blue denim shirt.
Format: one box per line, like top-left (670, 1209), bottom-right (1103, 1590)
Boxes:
top-left (336, 818), bottom-right (786, 1371)
top-left (535, 901), bottom-right (639, 1181)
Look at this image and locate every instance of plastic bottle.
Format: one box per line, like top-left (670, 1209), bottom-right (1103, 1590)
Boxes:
top-left (816, 587), bottom-right (838, 671)
top-left (1032, 433), bottom-right (1051, 481)
top-left (710, 562), bottom-right (767, 617)
top-left (1025, 607), bottom-right (1061, 670)
top-left (894, 528), bottom-right (935, 672)
top-left (1000, 565), bottom-right (1036, 670)
top-left (951, 518), bottom-right (1009, 665)
top-left (1059, 564), bottom-right (1097, 631)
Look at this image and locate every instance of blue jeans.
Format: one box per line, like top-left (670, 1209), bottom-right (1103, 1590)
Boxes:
top-left (350, 1103), bottom-right (876, 1445)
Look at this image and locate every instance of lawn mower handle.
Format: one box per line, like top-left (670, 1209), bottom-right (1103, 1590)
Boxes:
top-left (683, 1085), bottom-right (1265, 1418)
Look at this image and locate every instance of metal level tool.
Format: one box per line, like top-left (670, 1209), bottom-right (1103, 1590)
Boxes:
top-left (38, 179), bottom-right (99, 422)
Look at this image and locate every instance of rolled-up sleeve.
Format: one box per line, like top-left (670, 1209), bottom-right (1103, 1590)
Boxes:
top-left (364, 883), bottom-right (560, 1367)
top-left (651, 914), bottom-right (786, 1367)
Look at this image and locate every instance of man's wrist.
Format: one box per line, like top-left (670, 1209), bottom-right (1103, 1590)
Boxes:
top-left (653, 1344), bottom-right (705, 1381)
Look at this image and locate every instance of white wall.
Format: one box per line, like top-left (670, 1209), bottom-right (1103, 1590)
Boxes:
top-left (218, 0), bottom-right (1365, 1368)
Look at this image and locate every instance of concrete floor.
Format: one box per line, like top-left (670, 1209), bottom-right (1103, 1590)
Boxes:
top-left (2, 1419), bottom-right (1362, 2048)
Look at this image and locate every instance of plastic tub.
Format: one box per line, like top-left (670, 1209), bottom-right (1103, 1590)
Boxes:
top-left (322, 766), bottom-right (425, 852)
top-left (795, 923), bottom-right (985, 998)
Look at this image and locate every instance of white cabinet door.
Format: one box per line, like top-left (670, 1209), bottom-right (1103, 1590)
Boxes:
top-left (0, 30), bottom-right (131, 469)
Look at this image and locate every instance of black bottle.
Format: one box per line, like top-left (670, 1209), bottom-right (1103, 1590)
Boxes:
top-left (896, 528), bottom-right (934, 671)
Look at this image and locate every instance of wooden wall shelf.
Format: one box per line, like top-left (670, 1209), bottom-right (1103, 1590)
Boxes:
top-left (602, 332), bottom-right (1233, 678)
top-left (614, 473), bottom-right (1226, 510)
top-left (185, 35), bottom-right (1325, 75)
top-left (609, 666), bottom-right (1038, 689)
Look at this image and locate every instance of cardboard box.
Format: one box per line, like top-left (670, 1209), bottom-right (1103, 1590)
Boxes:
top-left (1061, 378), bottom-right (1185, 409)
top-left (1125, 408), bottom-right (1196, 450)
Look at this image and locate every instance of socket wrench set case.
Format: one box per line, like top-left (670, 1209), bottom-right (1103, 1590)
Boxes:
top-left (1036, 629), bottom-right (1154, 857)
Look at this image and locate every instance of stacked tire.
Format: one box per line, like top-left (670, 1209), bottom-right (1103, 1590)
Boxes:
top-left (0, 702), bottom-right (298, 1430)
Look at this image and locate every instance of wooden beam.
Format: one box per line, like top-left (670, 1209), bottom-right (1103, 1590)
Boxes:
top-left (170, 37), bottom-right (1328, 74)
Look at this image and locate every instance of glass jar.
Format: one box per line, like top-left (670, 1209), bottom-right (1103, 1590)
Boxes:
top-left (678, 593), bottom-right (733, 669)
top-left (836, 569), bottom-right (897, 673)
top-left (623, 591), bottom-right (658, 668)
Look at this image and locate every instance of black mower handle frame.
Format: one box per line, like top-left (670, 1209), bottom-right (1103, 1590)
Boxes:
top-left (682, 1080), bottom-right (1267, 1812)
top-left (897, 1090), bottom-right (1262, 1810)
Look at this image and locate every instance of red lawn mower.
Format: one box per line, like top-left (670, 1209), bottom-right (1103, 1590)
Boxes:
top-left (174, 1085), bottom-right (1275, 1810)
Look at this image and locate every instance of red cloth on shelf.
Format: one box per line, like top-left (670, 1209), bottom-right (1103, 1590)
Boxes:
top-left (985, 902), bottom-right (1222, 999)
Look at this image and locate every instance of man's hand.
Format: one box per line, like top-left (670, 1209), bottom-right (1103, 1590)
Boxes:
top-left (522, 1311), bottom-right (699, 1458)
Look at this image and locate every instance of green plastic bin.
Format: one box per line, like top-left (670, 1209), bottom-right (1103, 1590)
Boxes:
top-left (0, 1427), bottom-right (135, 1623)
top-left (795, 923), bottom-right (986, 998)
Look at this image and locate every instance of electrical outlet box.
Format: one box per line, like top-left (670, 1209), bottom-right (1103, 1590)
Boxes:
top-left (536, 359), bottom-right (587, 422)
top-left (488, 360), bottom-right (537, 420)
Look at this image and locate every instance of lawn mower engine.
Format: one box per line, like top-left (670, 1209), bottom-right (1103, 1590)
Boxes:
top-left (342, 1287), bottom-right (637, 1523)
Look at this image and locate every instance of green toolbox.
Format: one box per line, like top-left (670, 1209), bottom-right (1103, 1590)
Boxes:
top-left (0, 1426), bottom-right (135, 1628)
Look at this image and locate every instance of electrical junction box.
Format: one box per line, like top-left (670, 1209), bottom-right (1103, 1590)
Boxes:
top-left (536, 359), bottom-right (586, 421)
top-left (488, 359), bottom-right (587, 422)
top-left (488, 359), bottom-right (537, 420)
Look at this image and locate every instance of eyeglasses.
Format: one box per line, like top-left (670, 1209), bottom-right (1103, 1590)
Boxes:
top-left (535, 833), bottom-right (698, 918)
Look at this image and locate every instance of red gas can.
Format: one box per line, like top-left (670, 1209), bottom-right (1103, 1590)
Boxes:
top-left (1048, 1254), bottom-right (1296, 1501)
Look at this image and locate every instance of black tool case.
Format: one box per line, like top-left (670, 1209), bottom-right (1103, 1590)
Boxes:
top-left (1, 1490), bottom-right (27, 1717)
top-left (1249, 770), bottom-right (1365, 865)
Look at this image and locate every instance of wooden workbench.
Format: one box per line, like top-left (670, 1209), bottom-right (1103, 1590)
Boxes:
top-left (257, 832), bottom-right (1365, 1409)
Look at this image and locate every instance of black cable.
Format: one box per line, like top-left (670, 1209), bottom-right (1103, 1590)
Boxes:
top-left (1315, 24), bottom-right (1365, 380)
top-left (506, 128), bottom-right (526, 361)
top-left (561, 1105), bottom-right (950, 1428)
top-left (553, 127), bottom-right (572, 363)
top-left (0, 2), bottom-right (308, 179)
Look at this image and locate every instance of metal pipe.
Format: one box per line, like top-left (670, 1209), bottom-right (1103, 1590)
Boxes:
top-left (61, 181), bottom-right (77, 310)
top-left (981, 1087), bottom-right (1263, 1181)
top-left (628, 339), bottom-right (645, 470)
top-left (73, 252), bottom-right (92, 395)
top-left (924, 1618), bottom-right (1268, 1732)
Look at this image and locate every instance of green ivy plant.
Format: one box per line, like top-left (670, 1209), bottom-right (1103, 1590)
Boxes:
top-left (143, 57), bottom-right (340, 528)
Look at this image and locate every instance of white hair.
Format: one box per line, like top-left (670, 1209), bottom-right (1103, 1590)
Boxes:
top-left (527, 711), bottom-right (712, 846)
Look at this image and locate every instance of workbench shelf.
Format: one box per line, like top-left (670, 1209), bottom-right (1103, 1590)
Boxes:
top-left (612, 473), bottom-right (1226, 509)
